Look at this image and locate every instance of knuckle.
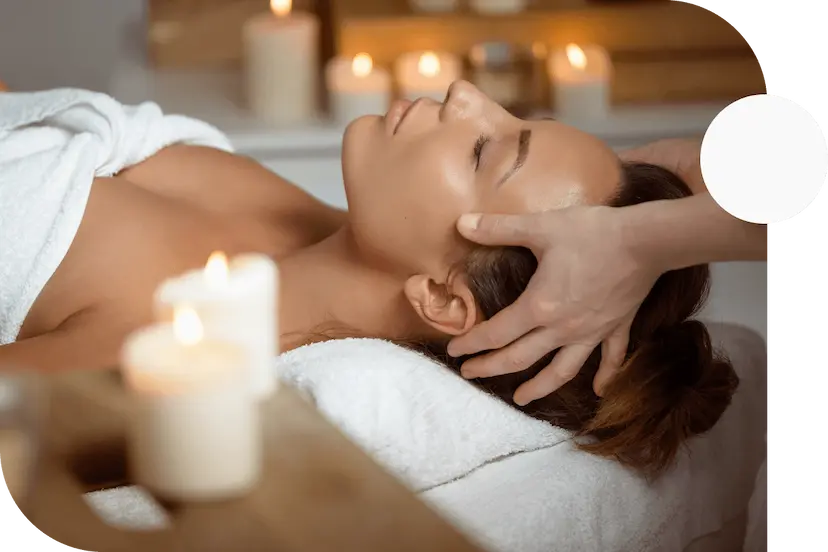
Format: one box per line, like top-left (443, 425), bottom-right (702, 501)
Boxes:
top-left (529, 300), bottom-right (555, 323)
top-left (505, 352), bottom-right (528, 372)
top-left (478, 332), bottom-right (499, 351)
top-left (555, 362), bottom-right (581, 382)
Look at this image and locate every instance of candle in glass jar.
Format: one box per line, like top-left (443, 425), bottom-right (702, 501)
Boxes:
top-left (395, 51), bottom-right (461, 102)
top-left (326, 53), bottom-right (392, 124)
top-left (122, 309), bottom-right (261, 502)
top-left (155, 252), bottom-right (278, 400)
top-left (243, 0), bottom-right (319, 125)
top-left (547, 43), bottom-right (612, 119)
top-left (469, 0), bottom-right (527, 14)
top-left (409, 0), bottom-right (459, 11)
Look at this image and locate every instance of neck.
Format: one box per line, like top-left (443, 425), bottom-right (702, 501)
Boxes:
top-left (277, 228), bottom-right (420, 350)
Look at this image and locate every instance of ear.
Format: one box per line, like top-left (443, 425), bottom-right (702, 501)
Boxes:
top-left (404, 274), bottom-right (478, 336)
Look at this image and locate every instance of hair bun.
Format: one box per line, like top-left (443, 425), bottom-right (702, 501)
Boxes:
top-left (582, 320), bottom-right (739, 476)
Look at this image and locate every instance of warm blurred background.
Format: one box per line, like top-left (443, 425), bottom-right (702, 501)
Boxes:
top-left (1, 0), bottom-right (764, 105)
top-left (0, 0), bottom-right (766, 338)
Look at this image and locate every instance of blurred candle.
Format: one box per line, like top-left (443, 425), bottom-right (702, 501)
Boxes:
top-left (469, 0), bottom-right (527, 14)
top-left (155, 252), bottom-right (278, 399)
top-left (326, 53), bottom-right (391, 124)
top-left (409, 0), bottom-right (459, 11)
top-left (547, 43), bottom-right (612, 119)
top-left (122, 309), bottom-right (261, 502)
top-left (243, 0), bottom-right (319, 125)
top-left (395, 51), bottom-right (460, 102)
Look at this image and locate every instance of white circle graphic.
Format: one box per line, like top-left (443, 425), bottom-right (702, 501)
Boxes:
top-left (701, 94), bottom-right (828, 224)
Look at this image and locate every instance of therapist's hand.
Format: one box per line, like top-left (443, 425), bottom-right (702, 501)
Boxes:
top-left (447, 206), bottom-right (663, 405)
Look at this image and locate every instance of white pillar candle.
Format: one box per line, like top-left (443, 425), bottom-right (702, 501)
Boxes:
top-left (469, 0), bottom-right (527, 14)
top-left (155, 252), bottom-right (278, 400)
top-left (326, 53), bottom-right (392, 124)
top-left (243, 0), bottom-right (319, 125)
top-left (409, 0), bottom-right (459, 12)
top-left (122, 309), bottom-right (261, 502)
top-left (547, 43), bottom-right (612, 119)
top-left (395, 51), bottom-right (461, 102)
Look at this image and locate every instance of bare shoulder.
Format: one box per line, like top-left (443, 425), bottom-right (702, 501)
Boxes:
top-left (120, 144), bottom-right (346, 250)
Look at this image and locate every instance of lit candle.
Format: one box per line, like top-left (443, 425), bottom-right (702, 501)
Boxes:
top-left (122, 308), bottom-right (261, 502)
top-left (326, 53), bottom-right (392, 124)
top-left (547, 43), bottom-right (612, 119)
top-left (155, 253), bottom-right (278, 399)
top-left (469, 0), bottom-right (527, 14)
top-left (395, 51), bottom-right (461, 102)
top-left (243, 0), bottom-right (319, 125)
top-left (409, 0), bottom-right (459, 11)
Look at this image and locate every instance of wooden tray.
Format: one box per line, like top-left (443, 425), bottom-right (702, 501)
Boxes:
top-left (13, 369), bottom-right (483, 552)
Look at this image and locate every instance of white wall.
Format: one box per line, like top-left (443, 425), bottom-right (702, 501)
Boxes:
top-left (0, 0), bottom-right (145, 91)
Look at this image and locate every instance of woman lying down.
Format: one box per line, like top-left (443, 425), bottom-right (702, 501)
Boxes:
top-left (0, 81), bottom-right (738, 477)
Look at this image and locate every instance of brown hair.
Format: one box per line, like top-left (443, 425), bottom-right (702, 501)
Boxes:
top-left (416, 162), bottom-right (739, 477)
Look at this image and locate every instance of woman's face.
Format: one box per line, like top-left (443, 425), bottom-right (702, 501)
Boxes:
top-left (342, 80), bottom-right (621, 276)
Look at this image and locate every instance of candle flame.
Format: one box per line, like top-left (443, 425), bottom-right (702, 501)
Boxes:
top-left (418, 52), bottom-right (441, 78)
top-left (205, 251), bottom-right (229, 289)
top-left (352, 53), bottom-right (373, 78)
top-left (270, 0), bottom-right (291, 17)
top-left (566, 44), bottom-right (587, 71)
top-left (173, 306), bottom-right (203, 346)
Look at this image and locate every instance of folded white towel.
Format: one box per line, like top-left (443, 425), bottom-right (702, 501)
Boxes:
top-left (277, 338), bottom-right (568, 491)
top-left (0, 88), bottom-right (233, 344)
top-left (85, 324), bottom-right (766, 552)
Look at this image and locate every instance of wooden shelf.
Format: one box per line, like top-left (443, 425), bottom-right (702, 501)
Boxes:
top-left (336, 0), bottom-right (595, 18)
top-left (148, 0), bottom-right (332, 69)
top-left (610, 51), bottom-right (764, 104)
top-left (334, 0), bottom-right (764, 104)
top-left (146, 1), bottom-right (765, 104)
top-left (334, 1), bottom-right (754, 63)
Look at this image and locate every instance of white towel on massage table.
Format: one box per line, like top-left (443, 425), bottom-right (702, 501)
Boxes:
top-left (0, 88), bottom-right (233, 344)
top-left (87, 322), bottom-right (765, 552)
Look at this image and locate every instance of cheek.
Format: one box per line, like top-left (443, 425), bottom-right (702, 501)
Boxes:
top-left (347, 138), bottom-right (475, 273)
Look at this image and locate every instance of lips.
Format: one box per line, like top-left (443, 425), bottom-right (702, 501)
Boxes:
top-left (386, 99), bottom-right (414, 135)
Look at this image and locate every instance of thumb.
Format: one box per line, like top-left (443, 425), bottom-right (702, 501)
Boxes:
top-left (457, 212), bottom-right (545, 247)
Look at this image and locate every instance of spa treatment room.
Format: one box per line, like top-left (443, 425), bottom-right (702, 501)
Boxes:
top-left (0, 0), bottom-right (769, 551)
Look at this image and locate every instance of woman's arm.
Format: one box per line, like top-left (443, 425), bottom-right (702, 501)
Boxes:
top-left (0, 324), bottom-right (121, 373)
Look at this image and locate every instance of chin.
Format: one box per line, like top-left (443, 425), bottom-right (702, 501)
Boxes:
top-left (342, 115), bottom-right (382, 207)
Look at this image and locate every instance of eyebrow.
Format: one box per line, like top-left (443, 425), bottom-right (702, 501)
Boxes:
top-left (497, 129), bottom-right (532, 187)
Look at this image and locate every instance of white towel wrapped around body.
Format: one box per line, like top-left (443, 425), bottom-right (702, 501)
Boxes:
top-left (86, 323), bottom-right (765, 552)
top-left (0, 88), bottom-right (233, 344)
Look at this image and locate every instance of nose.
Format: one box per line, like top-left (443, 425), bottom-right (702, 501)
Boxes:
top-left (444, 80), bottom-right (487, 120)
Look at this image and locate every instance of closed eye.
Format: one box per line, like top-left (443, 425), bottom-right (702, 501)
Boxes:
top-left (472, 134), bottom-right (490, 171)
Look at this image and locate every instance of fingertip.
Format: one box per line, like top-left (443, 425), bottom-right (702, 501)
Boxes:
top-left (446, 341), bottom-right (463, 358)
top-left (513, 382), bottom-right (535, 407)
top-left (460, 367), bottom-right (476, 380)
top-left (513, 392), bottom-right (532, 407)
top-left (457, 213), bottom-right (482, 235)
